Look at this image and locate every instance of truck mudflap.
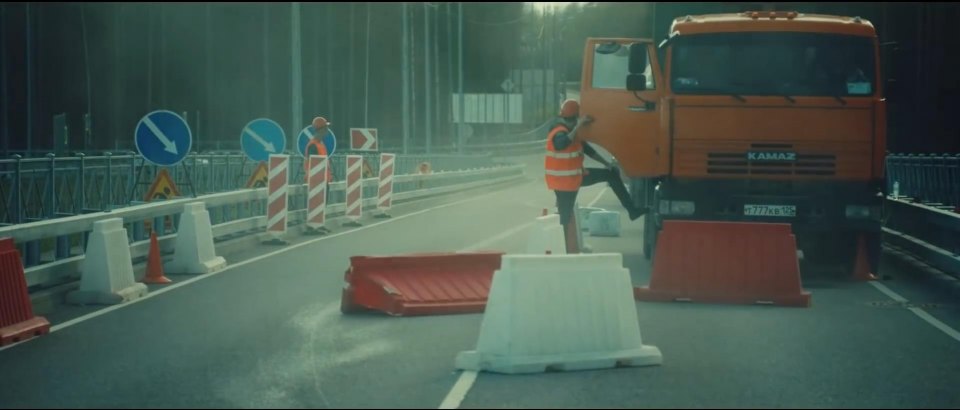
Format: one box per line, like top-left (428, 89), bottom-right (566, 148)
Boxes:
top-left (634, 220), bottom-right (812, 307)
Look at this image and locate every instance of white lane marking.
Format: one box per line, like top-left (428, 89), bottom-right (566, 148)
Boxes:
top-left (0, 184), bottom-right (526, 352)
top-left (439, 370), bottom-right (478, 409)
top-left (437, 221), bottom-right (539, 409)
top-left (461, 221), bottom-right (536, 252)
top-left (869, 281), bottom-right (908, 303)
top-left (870, 282), bottom-right (960, 343)
top-left (907, 308), bottom-right (960, 343)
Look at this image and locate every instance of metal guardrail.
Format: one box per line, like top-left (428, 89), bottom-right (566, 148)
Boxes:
top-left (882, 196), bottom-right (960, 278)
top-left (0, 152), bottom-right (498, 226)
top-left (886, 153), bottom-right (960, 209)
top-left (0, 164), bottom-right (525, 291)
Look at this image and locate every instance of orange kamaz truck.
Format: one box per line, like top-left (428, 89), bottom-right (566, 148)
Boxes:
top-left (579, 11), bottom-right (886, 276)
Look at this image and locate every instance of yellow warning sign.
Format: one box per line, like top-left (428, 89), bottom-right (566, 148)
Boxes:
top-left (143, 169), bottom-right (181, 235)
top-left (246, 162), bottom-right (268, 188)
top-left (144, 169), bottom-right (181, 202)
top-left (362, 159), bottom-right (375, 178)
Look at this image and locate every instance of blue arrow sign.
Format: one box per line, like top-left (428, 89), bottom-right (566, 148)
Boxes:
top-left (297, 126), bottom-right (336, 157)
top-left (134, 110), bottom-right (192, 167)
top-left (240, 118), bottom-right (286, 162)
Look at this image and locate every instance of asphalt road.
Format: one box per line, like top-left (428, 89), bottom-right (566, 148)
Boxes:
top-left (1, 154), bottom-right (958, 409)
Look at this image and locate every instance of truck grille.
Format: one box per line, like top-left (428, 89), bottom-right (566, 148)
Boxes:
top-left (706, 144), bottom-right (837, 176)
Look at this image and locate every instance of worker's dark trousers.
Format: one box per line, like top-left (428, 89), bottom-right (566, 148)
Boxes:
top-left (554, 168), bottom-right (635, 252)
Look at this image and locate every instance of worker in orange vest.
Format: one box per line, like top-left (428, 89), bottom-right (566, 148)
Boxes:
top-left (305, 116), bottom-right (334, 184)
top-left (546, 99), bottom-right (648, 252)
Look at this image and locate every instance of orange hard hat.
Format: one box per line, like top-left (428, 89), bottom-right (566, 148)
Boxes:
top-left (559, 100), bottom-right (579, 118)
top-left (312, 116), bottom-right (331, 129)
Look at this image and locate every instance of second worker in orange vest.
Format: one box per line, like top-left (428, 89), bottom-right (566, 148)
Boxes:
top-left (305, 116), bottom-right (334, 184)
top-left (546, 100), bottom-right (648, 252)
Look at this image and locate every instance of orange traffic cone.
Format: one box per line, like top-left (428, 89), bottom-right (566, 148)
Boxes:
top-left (851, 234), bottom-right (877, 282)
top-left (143, 232), bottom-right (172, 285)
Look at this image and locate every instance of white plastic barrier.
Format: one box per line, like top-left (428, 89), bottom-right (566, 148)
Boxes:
top-left (165, 202), bottom-right (227, 275)
top-left (67, 218), bottom-right (148, 305)
top-left (525, 214), bottom-right (567, 255)
top-left (589, 210), bottom-right (621, 237)
top-left (578, 207), bottom-right (605, 232)
top-left (455, 253), bottom-right (662, 374)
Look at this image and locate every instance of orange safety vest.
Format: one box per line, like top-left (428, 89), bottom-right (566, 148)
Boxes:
top-left (544, 124), bottom-right (584, 192)
top-left (304, 139), bottom-right (333, 182)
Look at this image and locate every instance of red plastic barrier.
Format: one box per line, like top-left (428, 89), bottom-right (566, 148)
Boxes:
top-left (341, 252), bottom-right (504, 316)
top-left (0, 238), bottom-right (51, 346)
top-left (634, 221), bottom-right (811, 307)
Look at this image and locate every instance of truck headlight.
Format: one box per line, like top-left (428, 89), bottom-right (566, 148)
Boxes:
top-left (660, 200), bottom-right (696, 216)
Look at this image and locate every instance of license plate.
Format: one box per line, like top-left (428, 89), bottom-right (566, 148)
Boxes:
top-left (744, 204), bottom-right (797, 217)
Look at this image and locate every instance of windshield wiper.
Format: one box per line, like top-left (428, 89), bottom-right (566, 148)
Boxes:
top-left (729, 94), bottom-right (747, 103)
top-left (781, 94), bottom-right (796, 104)
top-left (832, 95), bottom-right (847, 106)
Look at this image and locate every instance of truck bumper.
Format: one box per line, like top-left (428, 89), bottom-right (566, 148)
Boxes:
top-left (655, 179), bottom-right (884, 234)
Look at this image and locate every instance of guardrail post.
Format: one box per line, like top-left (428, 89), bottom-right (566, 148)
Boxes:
top-left (45, 153), bottom-right (56, 219)
top-left (78, 153), bottom-right (87, 213)
top-left (133, 219), bottom-right (145, 242)
top-left (26, 240), bottom-right (40, 267)
top-left (12, 154), bottom-right (22, 224)
top-left (154, 215), bottom-right (165, 236)
top-left (105, 152), bottom-right (113, 211)
top-left (56, 234), bottom-right (71, 259)
top-left (223, 154), bottom-right (230, 192)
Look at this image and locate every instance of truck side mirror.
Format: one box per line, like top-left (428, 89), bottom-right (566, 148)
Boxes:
top-left (627, 74), bottom-right (647, 91)
top-left (628, 43), bottom-right (648, 74)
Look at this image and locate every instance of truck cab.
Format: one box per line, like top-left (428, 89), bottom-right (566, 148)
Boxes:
top-left (578, 11), bottom-right (886, 267)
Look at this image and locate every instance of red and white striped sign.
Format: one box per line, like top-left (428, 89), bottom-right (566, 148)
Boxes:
top-left (350, 128), bottom-right (378, 151)
top-left (307, 155), bottom-right (328, 230)
top-left (377, 153), bottom-right (395, 212)
top-left (266, 155), bottom-right (289, 238)
top-left (345, 155), bottom-right (363, 222)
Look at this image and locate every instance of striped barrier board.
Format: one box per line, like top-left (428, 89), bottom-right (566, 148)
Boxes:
top-left (376, 153), bottom-right (395, 218)
top-left (265, 155), bottom-right (289, 244)
top-left (306, 155), bottom-right (329, 234)
top-left (344, 155), bottom-right (363, 227)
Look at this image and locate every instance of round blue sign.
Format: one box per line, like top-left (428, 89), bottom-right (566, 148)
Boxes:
top-left (134, 110), bottom-right (193, 167)
top-left (240, 118), bottom-right (286, 162)
top-left (297, 126), bottom-right (336, 157)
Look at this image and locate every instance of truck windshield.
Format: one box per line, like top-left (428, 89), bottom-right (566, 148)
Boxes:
top-left (670, 32), bottom-right (876, 97)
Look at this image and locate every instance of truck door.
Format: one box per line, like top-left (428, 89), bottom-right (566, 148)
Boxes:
top-left (579, 39), bottom-right (663, 178)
